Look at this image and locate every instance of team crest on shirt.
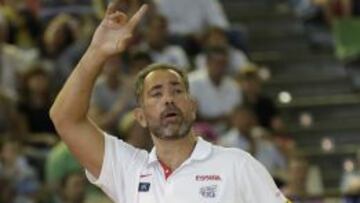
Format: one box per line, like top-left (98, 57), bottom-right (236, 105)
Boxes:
top-left (199, 185), bottom-right (217, 198)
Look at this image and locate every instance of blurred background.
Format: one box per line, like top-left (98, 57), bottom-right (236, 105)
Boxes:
top-left (0, 0), bottom-right (360, 202)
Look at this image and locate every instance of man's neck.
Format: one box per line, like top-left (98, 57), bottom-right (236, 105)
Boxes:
top-left (152, 133), bottom-right (197, 171)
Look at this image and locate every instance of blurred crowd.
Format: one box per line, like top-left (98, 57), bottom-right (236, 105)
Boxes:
top-left (0, 0), bottom-right (359, 203)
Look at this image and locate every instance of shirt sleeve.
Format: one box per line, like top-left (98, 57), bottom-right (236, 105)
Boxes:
top-left (85, 133), bottom-right (148, 202)
top-left (239, 154), bottom-right (288, 203)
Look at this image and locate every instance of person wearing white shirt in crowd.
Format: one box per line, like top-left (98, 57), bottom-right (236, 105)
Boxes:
top-left (138, 15), bottom-right (190, 71)
top-left (49, 3), bottom-right (290, 203)
top-left (220, 106), bottom-right (287, 175)
top-left (195, 27), bottom-right (250, 75)
top-left (189, 46), bottom-right (241, 130)
top-left (153, 0), bottom-right (231, 57)
top-left (0, 13), bottom-right (38, 101)
top-left (153, 0), bottom-right (229, 36)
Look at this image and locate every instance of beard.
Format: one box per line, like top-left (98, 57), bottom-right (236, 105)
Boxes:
top-left (147, 105), bottom-right (194, 140)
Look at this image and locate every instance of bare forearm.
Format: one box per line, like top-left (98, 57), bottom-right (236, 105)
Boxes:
top-left (50, 48), bottom-right (107, 124)
top-left (48, 3), bottom-right (147, 178)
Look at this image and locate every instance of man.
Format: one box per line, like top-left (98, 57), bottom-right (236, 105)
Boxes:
top-left (50, 2), bottom-right (289, 203)
top-left (238, 67), bottom-right (279, 130)
top-left (195, 27), bottom-right (250, 75)
top-left (220, 106), bottom-right (287, 176)
top-left (189, 46), bottom-right (241, 132)
top-left (153, 0), bottom-right (229, 36)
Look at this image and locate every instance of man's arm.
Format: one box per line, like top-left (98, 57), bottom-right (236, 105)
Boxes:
top-left (49, 2), bottom-right (147, 178)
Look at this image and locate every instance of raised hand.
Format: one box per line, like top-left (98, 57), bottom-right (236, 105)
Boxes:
top-left (90, 2), bottom-right (147, 57)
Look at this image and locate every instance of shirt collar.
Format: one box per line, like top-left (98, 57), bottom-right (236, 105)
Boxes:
top-left (147, 136), bottom-right (212, 165)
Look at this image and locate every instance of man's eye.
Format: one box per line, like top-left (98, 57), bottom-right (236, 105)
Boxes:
top-left (151, 92), bottom-right (162, 97)
top-left (175, 89), bottom-right (183, 94)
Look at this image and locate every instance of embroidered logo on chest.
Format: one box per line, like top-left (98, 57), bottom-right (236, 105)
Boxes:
top-left (138, 182), bottom-right (151, 192)
top-left (199, 185), bottom-right (217, 198)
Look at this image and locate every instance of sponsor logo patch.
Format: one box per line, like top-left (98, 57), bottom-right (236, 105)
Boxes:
top-left (138, 182), bottom-right (151, 192)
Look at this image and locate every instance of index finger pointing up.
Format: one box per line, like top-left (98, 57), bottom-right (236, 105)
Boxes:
top-left (126, 4), bottom-right (148, 31)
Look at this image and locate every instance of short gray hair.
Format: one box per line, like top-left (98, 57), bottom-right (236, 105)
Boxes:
top-left (135, 63), bottom-right (189, 105)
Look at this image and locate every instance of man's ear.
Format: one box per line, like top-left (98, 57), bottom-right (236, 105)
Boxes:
top-left (189, 96), bottom-right (197, 119)
top-left (133, 107), bottom-right (147, 128)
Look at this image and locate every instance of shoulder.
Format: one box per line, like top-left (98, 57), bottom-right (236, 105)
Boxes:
top-left (211, 144), bottom-right (251, 166)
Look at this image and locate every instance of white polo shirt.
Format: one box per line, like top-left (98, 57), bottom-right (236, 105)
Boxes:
top-left (86, 133), bottom-right (288, 203)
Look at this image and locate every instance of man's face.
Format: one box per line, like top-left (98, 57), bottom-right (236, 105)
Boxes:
top-left (232, 109), bottom-right (256, 135)
top-left (206, 31), bottom-right (228, 47)
top-left (242, 78), bottom-right (261, 96)
top-left (137, 70), bottom-right (196, 140)
top-left (147, 20), bottom-right (167, 49)
top-left (207, 53), bottom-right (228, 83)
top-left (28, 74), bottom-right (49, 95)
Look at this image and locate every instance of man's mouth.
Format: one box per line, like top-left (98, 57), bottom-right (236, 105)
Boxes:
top-left (165, 112), bottom-right (177, 117)
top-left (162, 110), bottom-right (180, 123)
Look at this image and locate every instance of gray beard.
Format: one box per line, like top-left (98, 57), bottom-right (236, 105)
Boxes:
top-left (149, 118), bottom-right (193, 140)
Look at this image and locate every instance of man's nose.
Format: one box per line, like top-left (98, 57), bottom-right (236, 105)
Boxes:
top-left (163, 92), bottom-right (175, 105)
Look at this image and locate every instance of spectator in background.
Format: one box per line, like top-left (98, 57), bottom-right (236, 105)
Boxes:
top-left (0, 91), bottom-right (26, 139)
top-left (18, 65), bottom-right (56, 137)
top-left (153, 0), bottom-right (229, 37)
top-left (90, 56), bottom-right (134, 137)
top-left (289, 0), bottom-right (334, 49)
top-left (0, 13), bottom-right (38, 100)
top-left (46, 141), bottom-right (113, 203)
top-left (17, 65), bottom-right (57, 181)
top-left (0, 176), bottom-right (15, 203)
top-left (0, 137), bottom-right (40, 203)
top-left (189, 46), bottom-right (241, 133)
top-left (51, 172), bottom-right (86, 203)
top-left (0, 0), bottom-right (41, 48)
top-left (41, 13), bottom-right (87, 86)
top-left (127, 50), bottom-right (153, 77)
top-left (42, 14), bottom-right (77, 61)
top-left (283, 157), bottom-right (324, 203)
top-left (341, 157), bottom-right (360, 202)
top-left (155, 0), bottom-right (229, 36)
top-left (54, 15), bottom-right (97, 86)
top-left (283, 157), bottom-right (309, 199)
top-left (137, 15), bottom-right (190, 71)
top-left (195, 27), bottom-right (250, 75)
top-left (313, 0), bottom-right (360, 25)
top-left (219, 106), bottom-right (287, 176)
top-left (45, 142), bottom-right (82, 192)
top-left (153, 0), bottom-right (230, 56)
top-left (118, 111), bottom-right (153, 151)
top-left (238, 66), bottom-right (279, 130)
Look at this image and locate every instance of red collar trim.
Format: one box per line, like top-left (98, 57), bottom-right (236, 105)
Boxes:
top-left (159, 160), bottom-right (172, 180)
